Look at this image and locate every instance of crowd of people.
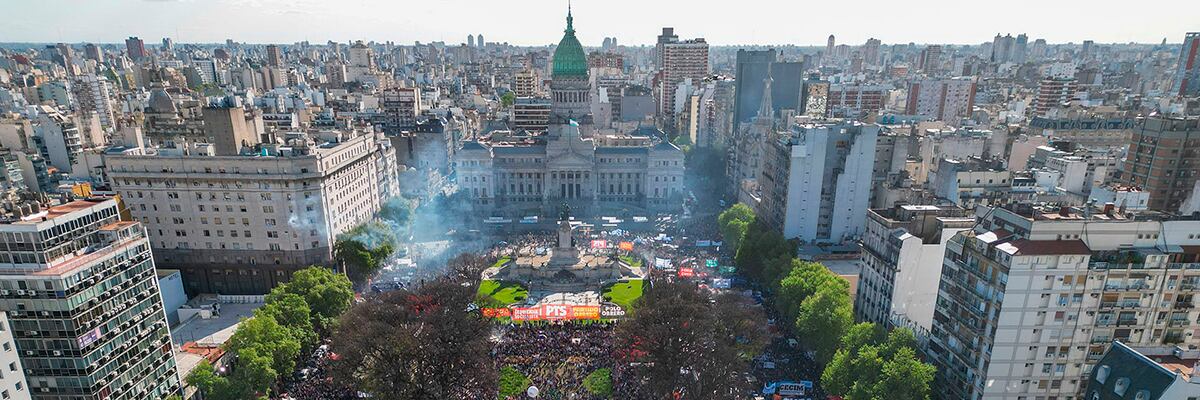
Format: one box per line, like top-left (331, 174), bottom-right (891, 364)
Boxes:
top-left (493, 322), bottom-right (636, 400)
top-left (278, 343), bottom-right (358, 400)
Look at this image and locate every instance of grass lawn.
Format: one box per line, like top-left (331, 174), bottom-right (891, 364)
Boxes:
top-left (602, 279), bottom-right (645, 310)
top-left (478, 280), bottom-right (528, 307)
top-left (618, 255), bottom-right (643, 268)
top-left (492, 256), bottom-right (512, 268)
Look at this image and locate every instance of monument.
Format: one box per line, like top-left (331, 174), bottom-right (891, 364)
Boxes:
top-left (482, 208), bottom-right (643, 298)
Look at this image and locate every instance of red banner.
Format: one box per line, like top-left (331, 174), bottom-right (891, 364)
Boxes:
top-left (619, 241), bottom-right (634, 251)
top-left (590, 239), bottom-right (608, 249)
top-left (482, 308), bottom-right (512, 318)
top-left (490, 305), bottom-right (607, 321)
top-left (678, 267), bottom-right (695, 278)
top-left (511, 307), bottom-right (541, 321)
top-left (570, 305), bottom-right (600, 320)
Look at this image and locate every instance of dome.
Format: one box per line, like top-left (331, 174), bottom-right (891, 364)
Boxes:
top-left (551, 9), bottom-right (588, 79)
top-left (146, 88), bottom-right (177, 114)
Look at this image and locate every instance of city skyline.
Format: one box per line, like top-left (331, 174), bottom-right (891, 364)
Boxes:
top-left (2, 0), bottom-right (1198, 46)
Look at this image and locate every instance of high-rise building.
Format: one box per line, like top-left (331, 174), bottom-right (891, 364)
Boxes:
top-left (1032, 77), bottom-right (1078, 117)
top-left (991, 33), bottom-right (1015, 63)
top-left (512, 97), bottom-right (551, 133)
top-left (657, 37), bottom-right (709, 133)
top-left (1174, 32), bottom-right (1200, 97)
top-left (732, 49), bottom-right (803, 125)
top-left (827, 84), bottom-right (888, 119)
top-left (1117, 117), bottom-right (1200, 212)
top-left (654, 28), bottom-right (679, 71)
top-left (855, 204), bottom-right (973, 333)
top-left (124, 37), bottom-right (146, 60)
top-left (161, 37), bottom-right (173, 52)
top-left (477, 34), bottom-right (485, 48)
top-left (467, 34), bottom-right (475, 48)
top-left (0, 198), bottom-right (181, 400)
top-left (84, 43), bottom-right (101, 62)
top-left (928, 203), bottom-right (1200, 400)
top-left (105, 128), bottom-right (399, 295)
top-left (826, 35), bottom-right (836, 61)
top-left (904, 77), bottom-right (977, 122)
top-left (201, 97), bottom-right (259, 156)
top-left (863, 38), bottom-right (881, 66)
top-left (0, 310), bottom-right (29, 400)
top-left (756, 121), bottom-right (878, 243)
top-left (918, 45), bottom-right (943, 75)
top-left (513, 70), bottom-right (541, 98)
top-left (378, 87), bottom-right (422, 133)
top-left (1013, 34), bottom-right (1029, 63)
top-left (70, 75), bottom-right (115, 129)
top-left (1082, 39), bottom-right (1096, 60)
top-left (265, 44), bottom-right (283, 67)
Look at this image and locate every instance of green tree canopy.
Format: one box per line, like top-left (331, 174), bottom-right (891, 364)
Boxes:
top-left (256, 292), bottom-right (317, 351)
top-left (794, 283), bottom-right (853, 364)
top-left (497, 366), bottom-right (531, 399)
top-left (582, 368), bottom-right (614, 398)
top-left (821, 325), bottom-right (935, 400)
top-left (225, 315), bottom-right (301, 380)
top-left (266, 266), bottom-right (353, 331)
top-left (717, 203), bottom-right (755, 250)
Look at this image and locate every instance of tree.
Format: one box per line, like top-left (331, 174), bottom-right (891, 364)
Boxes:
top-left (873, 347), bottom-right (935, 400)
top-left (225, 315), bottom-right (301, 381)
top-left (821, 325), bottom-right (935, 400)
top-left (615, 281), bottom-right (767, 399)
top-left (733, 221), bottom-right (794, 282)
top-left (335, 221), bottom-right (398, 282)
top-left (446, 253), bottom-right (489, 285)
top-left (794, 283), bottom-right (853, 364)
top-left (330, 278), bottom-right (497, 399)
top-left (187, 361), bottom-right (234, 400)
top-left (717, 203), bottom-right (755, 250)
top-left (380, 197), bottom-right (416, 227)
top-left (776, 260), bottom-right (843, 319)
top-left (256, 292), bottom-right (317, 351)
top-left (266, 266), bottom-right (353, 331)
top-left (497, 366), bottom-right (530, 399)
top-left (500, 91), bottom-right (516, 108)
top-left (582, 368), bottom-right (614, 398)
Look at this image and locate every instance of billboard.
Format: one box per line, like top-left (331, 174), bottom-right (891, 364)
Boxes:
top-left (511, 307), bottom-right (541, 321)
top-left (482, 308), bottom-right (513, 318)
top-left (601, 303), bottom-right (626, 318)
top-left (619, 241), bottom-right (634, 251)
top-left (570, 305), bottom-right (600, 320)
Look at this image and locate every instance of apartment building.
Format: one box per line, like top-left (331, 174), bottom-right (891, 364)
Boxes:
top-left (378, 87), bottom-right (422, 134)
top-left (756, 121), bottom-right (878, 243)
top-left (0, 198), bottom-right (180, 400)
top-left (1118, 117), bottom-right (1200, 212)
top-left (855, 204), bottom-right (973, 334)
top-left (0, 312), bottom-right (29, 400)
top-left (905, 77), bottom-right (977, 123)
top-left (104, 129), bottom-right (399, 295)
top-left (928, 202), bottom-right (1200, 400)
top-left (657, 38), bottom-right (709, 133)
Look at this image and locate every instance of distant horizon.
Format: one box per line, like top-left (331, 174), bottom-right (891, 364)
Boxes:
top-left (1, 0), bottom-right (1197, 47)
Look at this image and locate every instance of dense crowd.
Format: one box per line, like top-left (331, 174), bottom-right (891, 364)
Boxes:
top-left (493, 322), bottom-right (635, 400)
top-left (278, 343), bottom-right (358, 400)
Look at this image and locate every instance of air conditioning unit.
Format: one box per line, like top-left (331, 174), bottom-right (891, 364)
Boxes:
top-left (39, 311), bottom-right (49, 316)
top-left (15, 290), bottom-right (24, 295)
top-left (24, 351), bottom-right (33, 356)
top-left (26, 290), bottom-right (36, 296)
top-left (40, 388), bottom-right (49, 392)
top-left (52, 351), bottom-right (61, 356)
top-left (0, 290), bottom-right (8, 295)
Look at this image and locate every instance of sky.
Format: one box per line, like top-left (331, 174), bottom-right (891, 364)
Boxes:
top-left (2, 0), bottom-right (1198, 47)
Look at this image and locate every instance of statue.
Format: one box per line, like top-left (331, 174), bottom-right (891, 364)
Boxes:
top-left (558, 202), bottom-right (571, 221)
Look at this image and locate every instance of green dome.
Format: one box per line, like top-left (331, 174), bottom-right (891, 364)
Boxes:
top-left (552, 9), bottom-right (588, 78)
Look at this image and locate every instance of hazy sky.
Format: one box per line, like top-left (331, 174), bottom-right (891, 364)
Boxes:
top-left (2, 0), bottom-right (1198, 46)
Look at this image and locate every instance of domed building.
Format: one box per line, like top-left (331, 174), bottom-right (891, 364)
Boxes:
top-left (453, 8), bottom-right (686, 217)
top-left (548, 7), bottom-right (592, 124)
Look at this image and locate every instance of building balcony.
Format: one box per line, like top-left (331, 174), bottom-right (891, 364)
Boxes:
top-left (1169, 319), bottom-right (1190, 327)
